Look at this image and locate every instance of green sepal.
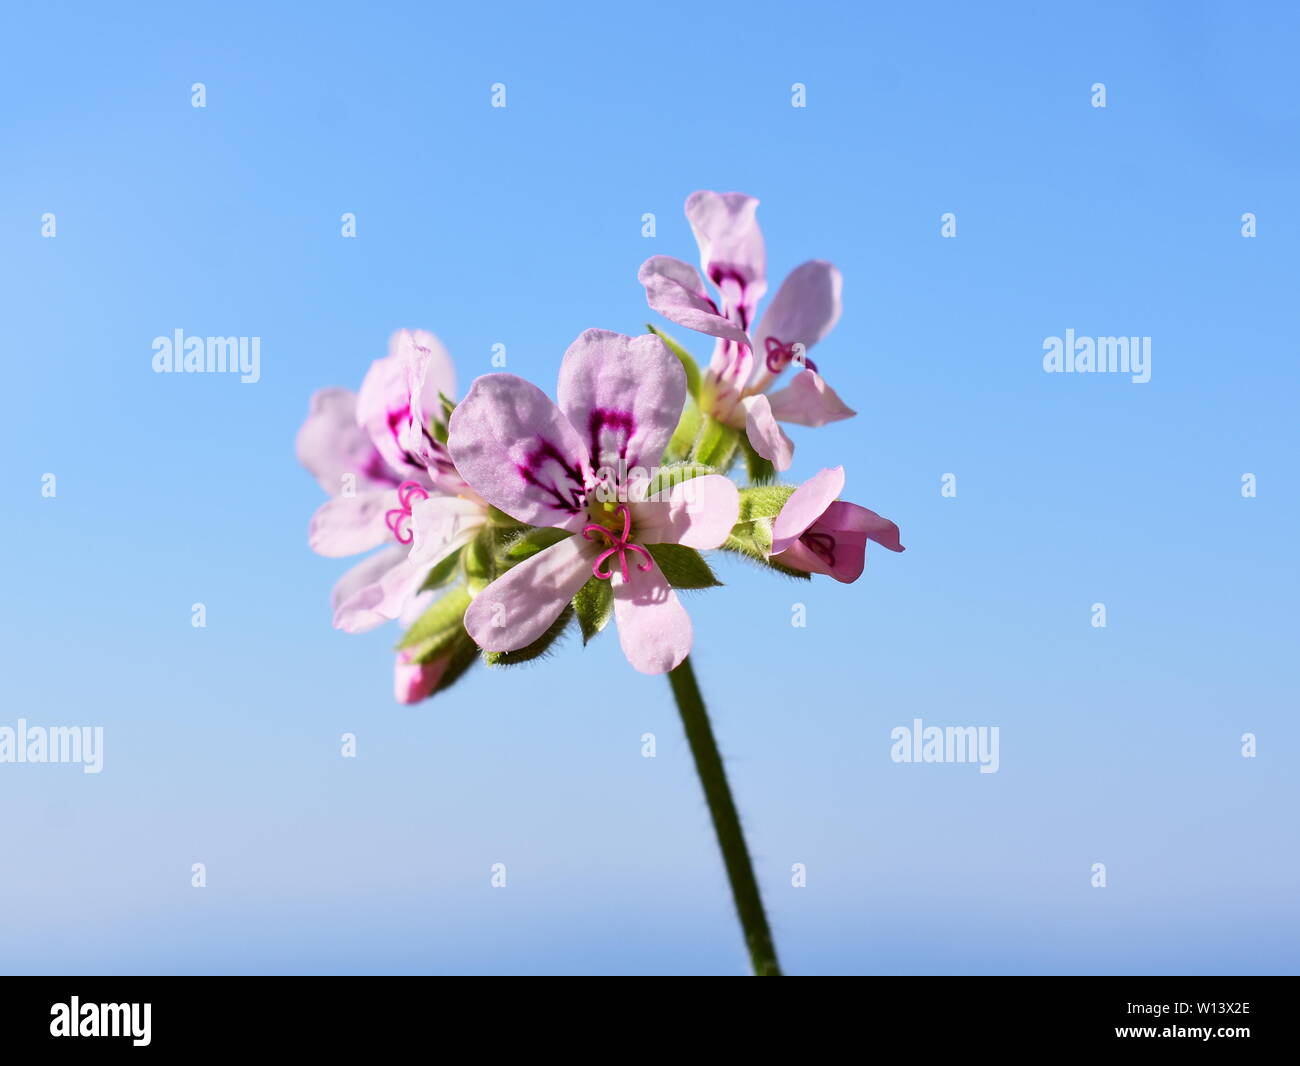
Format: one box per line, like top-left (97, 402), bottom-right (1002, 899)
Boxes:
top-left (736, 483), bottom-right (798, 521)
top-left (723, 518), bottom-right (772, 563)
top-left (645, 461), bottom-right (715, 499)
top-left (502, 526), bottom-right (571, 562)
top-left (721, 484), bottom-right (812, 579)
top-left (739, 433), bottom-right (776, 484)
top-left (396, 584), bottom-right (473, 653)
top-left (438, 391), bottom-right (456, 424)
top-left (647, 324), bottom-right (701, 400)
top-left (419, 631), bottom-right (481, 693)
top-left (693, 416), bottom-right (739, 471)
top-left (463, 527), bottom-right (498, 592)
top-left (572, 576), bottom-right (614, 645)
top-left (666, 396), bottom-right (703, 461)
top-left (645, 543), bottom-right (722, 589)
top-left (486, 505), bottom-right (525, 529)
top-left (418, 545), bottom-right (465, 592)
top-left (483, 606), bottom-right (574, 666)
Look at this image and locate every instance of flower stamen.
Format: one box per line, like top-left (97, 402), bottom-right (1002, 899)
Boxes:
top-left (385, 480), bottom-right (429, 545)
top-left (582, 504), bottom-right (654, 582)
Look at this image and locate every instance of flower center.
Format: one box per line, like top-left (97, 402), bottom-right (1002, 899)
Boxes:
top-left (582, 503), bottom-right (653, 582)
top-left (385, 480), bottom-right (429, 545)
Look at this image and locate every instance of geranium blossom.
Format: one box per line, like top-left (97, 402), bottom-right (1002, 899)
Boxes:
top-left (770, 466), bottom-right (904, 582)
top-left (297, 329), bottom-right (478, 632)
top-left (638, 190), bottom-right (853, 470)
top-left (447, 328), bottom-right (740, 674)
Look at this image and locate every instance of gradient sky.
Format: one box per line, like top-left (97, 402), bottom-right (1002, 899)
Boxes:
top-left (2, 0), bottom-right (1297, 975)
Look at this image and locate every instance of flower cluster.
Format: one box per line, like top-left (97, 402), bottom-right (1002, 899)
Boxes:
top-left (298, 191), bottom-right (904, 699)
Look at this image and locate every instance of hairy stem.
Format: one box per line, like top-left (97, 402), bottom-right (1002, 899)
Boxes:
top-left (668, 655), bottom-right (782, 976)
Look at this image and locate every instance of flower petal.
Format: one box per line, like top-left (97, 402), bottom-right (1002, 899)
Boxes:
top-left (685, 190), bottom-right (767, 331)
top-left (632, 474), bottom-right (740, 550)
top-left (638, 255), bottom-right (751, 348)
top-left (408, 496), bottom-right (487, 566)
top-left (741, 394), bottom-right (795, 471)
top-left (463, 534), bottom-right (595, 652)
top-left (557, 329), bottom-right (686, 481)
top-left (771, 467), bottom-right (846, 553)
top-left (766, 369), bottom-right (856, 427)
top-left (770, 538), bottom-right (837, 580)
top-left (611, 563), bottom-right (692, 674)
top-left (821, 501), bottom-right (905, 553)
top-left (752, 260), bottom-right (843, 372)
top-left (309, 489), bottom-right (399, 558)
top-left (331, 546), bottom-right (423, 633)
top-left (447, 374), bottom-right (592, 531)
top-left (394, 649), bottom-right (450, 704)
top-left (357, 329), bottom-right (458, 486)
top-left (295, 387), bottom-right (396, 494)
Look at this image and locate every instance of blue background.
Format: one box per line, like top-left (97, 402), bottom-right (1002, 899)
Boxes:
top-left (2, 0), bottom-right (1296, 975)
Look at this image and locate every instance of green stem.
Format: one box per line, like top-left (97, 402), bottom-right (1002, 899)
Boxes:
top-left (668, 655), bottom-right (782, 976)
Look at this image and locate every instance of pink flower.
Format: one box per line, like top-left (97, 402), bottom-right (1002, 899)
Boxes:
top-left (638, 191), bottom-right (853, 470)
top-left (296, 329), bottom-right (475, 633)
top-left (447, 328), bottom-right (740, 674)
top-left (770, 467), bottom-right (903, 583)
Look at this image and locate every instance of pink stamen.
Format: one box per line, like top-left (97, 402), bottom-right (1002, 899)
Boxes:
top-left (385, 479), bottom-right (430, 545)
top-left (582, 504), bottom-right (654, 582)
top-left (764, 336), bottom-right (818, 374)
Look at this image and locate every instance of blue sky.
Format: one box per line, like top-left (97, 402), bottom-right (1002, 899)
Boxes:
top-left (1, 0), bottom-right (1297, 974)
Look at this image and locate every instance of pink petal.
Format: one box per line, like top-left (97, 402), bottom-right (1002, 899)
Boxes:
top-left (771, 467), bottom-right (845, 553)
top-left (632, 474), bottom-right (740, 550)
top-left (741, 394), bottom-right (795, 471)
top-left (447, 374), bottom-right (592, 532)
top-left (408, 496), bottom-right (487, 566)
top-left (356, 329), bottom-right (457, 486)
top-left (295, 387), bottom-right (396, 494)
top-left (397, 328), bottom-right (457, 413)
top-left (821, 501), bottom-right (905, 553)
top-left (557, 329), bottom-right (685, 482)
top-left (770, 538), bottom-right (838, 580)
top-left (751, 260), bottom-right (843, 376)
top-left (704, 338), bottom-right (756, 411)
top-left (463, 534), bottom-right (595, 652)
top-left (766, 369), bottom-right (856, 427)
top-left (685, 190), bottom-right (768, 331)
top-left (638, 255), bottom-right (751, 348)
top-left (331, 547), bottom-right (423, 633)
top-left (394, 650), bottom-right (450, 704)
top-left (611, 563), bottom-right (692, 674)
top-left (309, 489), bottom-right (399, 558)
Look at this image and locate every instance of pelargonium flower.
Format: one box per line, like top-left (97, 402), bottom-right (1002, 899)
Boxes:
top-left (447, 328), bottom-right (739, 674)
top-left (638, 190), bottom-right (853, 470)
top-left (770, 466), bottom-right (904, 582)
top-left (297, 329), bottom-right (479, 633)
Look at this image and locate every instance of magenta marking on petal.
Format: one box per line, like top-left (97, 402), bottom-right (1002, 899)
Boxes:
top-left (587, 408), bottom-right (636, 471)
top-left (518, 438), bottom-right (588, 515)
top-left (708, 265), bottom-right (753, 330)
top-left (802, 530), bottom-right (837, 567)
